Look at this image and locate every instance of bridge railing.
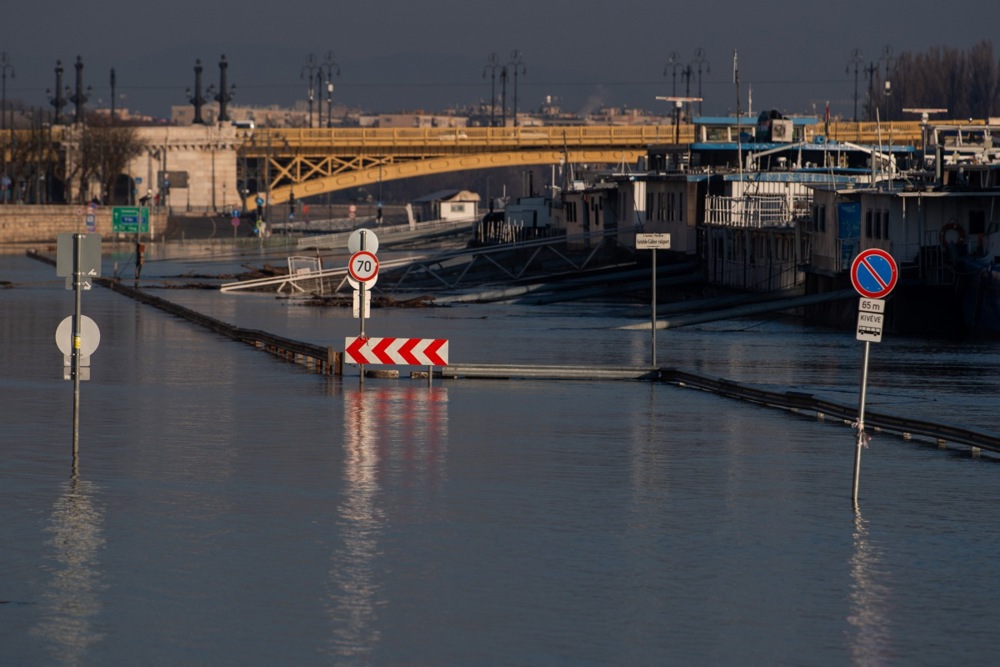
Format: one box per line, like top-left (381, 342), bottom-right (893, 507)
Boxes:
top-left (241, 121), bottom-right (935, 155)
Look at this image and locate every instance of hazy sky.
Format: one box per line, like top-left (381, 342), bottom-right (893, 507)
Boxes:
top-left (3, 0), bottom-right (996, 119)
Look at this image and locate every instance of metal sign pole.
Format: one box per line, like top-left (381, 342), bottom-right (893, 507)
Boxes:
top-left (72, 233), bottom-right (83, 458)
top-left (852, 340), bottom-right (872, 508)
top-left (651, 247), bottom-right (657, 367)
top-left (358, 231), bottom-right (367, 387)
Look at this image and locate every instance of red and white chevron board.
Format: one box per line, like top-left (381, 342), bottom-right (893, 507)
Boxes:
top-left (344, 336), bottom-right (449, 366)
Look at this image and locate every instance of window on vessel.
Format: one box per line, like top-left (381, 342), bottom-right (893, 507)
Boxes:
top-left (969, 210), bottom-right (986, 235)
top-left (815, 205), bottom-right (826, 232)
top-left (865, 210), bottom-right (873, 238)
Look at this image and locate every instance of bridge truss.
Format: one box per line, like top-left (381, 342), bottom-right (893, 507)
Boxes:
top-left (237, 125), bottom-right (675, 210)
top-left (236, 121), bottom-right (931, 211)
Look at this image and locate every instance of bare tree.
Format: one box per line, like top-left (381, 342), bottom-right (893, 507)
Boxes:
top-left (77, 115), bottom-right (147, 204)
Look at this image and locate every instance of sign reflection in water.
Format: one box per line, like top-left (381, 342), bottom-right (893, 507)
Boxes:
top-left (32, 475), bottom-right (107, 663)
top-left (329, 385), bottom-right (448, 661)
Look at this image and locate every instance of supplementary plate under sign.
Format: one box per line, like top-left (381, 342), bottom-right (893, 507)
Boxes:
top-left (635, 233), bottom-right (672, 250)
top-left (859, 298), bottom-right (885, 314)
top-left (856, 311), bottom-right (884, 343)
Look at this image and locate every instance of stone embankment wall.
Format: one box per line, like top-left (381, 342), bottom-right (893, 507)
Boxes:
top-left (0, 206), bottom-right (168, 244)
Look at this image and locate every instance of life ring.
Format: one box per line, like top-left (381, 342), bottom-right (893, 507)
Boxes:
top-left (940, 222), bottom-right (966, 247)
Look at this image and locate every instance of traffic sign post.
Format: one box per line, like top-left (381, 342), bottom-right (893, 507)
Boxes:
top-left (56, 233), bottom-right (103, 467)
top-left (346, 230), bottom-right (379, 385)
top-left (849, 249), bottom-right (898, 508)
top-left (636, 233), bottom-right (671, 366)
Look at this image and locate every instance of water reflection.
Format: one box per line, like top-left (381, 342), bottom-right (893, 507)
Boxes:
top-left (31, 473), bottom-right (106, 665)
top-left (325, 383), bottom-right (450, 661)
top-left (327, 385), bottom-right (385, 662)
top-left (847, 509), bottom-right (894, 665)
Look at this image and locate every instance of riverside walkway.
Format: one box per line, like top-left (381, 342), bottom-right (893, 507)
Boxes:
top-left (31, 249), bottom-right (999, 459)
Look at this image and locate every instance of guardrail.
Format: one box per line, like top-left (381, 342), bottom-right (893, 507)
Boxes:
top-left (242, 121), bottom-right (934, 156)
top-left (659, 368), bottom-right (1000, 454)
top-left (99, 279), bottom-right (343, 374)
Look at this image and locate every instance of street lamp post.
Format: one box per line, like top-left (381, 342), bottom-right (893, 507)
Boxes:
top-left (879, 45), bottom-right (894, 121)
top-left (109, 68), bottom-right (117, 124)
top-left (483, 52), bottom-right (501, 127)
top-left (500, 65), bottom-right (509, 127)
top-left (846, 48), bottom-right (863, 122)
top-left (864, 61), bottom-right (878, 122)
top-left (691, 47), bottom-right (710, 116)
top-left (663, 51), bottom-right (681, 98)
top-left (321, 52), bottom-right (340, 128)
top-left (1, 53), bottom-right (13, 131)
top-left (508, 50), bottom-right (526, 127)
top-left (48, 60), bottom-right (69, 125)
top-left (301, 54), bottom-right (319, 128)
top-left (210, 54), bottom-right (235, 123)
top-left (69, 56), bottom-right (91, 125)
top-left (187, 59), bottom-right (207, 125)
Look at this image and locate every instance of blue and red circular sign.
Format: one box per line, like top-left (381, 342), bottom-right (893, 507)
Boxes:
top-left (850, 248), bottom-right (898, 299)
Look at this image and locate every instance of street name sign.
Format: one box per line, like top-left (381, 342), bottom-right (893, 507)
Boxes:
top-left (345, 337), bottom-right (449, 366)
top-left (635, 233), bottom-right (672, 250)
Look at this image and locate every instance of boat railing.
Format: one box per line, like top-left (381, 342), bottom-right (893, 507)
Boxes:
top-left (704, 193), bottom-right (811, 228)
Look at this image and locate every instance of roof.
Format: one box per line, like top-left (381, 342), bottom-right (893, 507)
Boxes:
top-left (694, 115), bottom-right (818, 126)
top-left (412, 189), bottom-right (481, 203)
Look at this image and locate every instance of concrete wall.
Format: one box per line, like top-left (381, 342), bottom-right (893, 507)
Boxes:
top-left (130, 125), bottom-right (240, 214)
top-left (0, 206), bottom-right (168, 244)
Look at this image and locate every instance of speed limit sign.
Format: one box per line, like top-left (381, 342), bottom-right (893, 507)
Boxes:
top-left (348, 250), bottom-right (379, 282)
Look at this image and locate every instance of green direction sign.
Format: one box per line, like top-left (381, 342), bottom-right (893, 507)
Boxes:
top-left (112, 206), bottom-right (150, 233)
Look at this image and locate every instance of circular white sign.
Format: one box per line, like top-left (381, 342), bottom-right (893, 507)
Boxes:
top-left (347, 272), bottom-right (378, 290)
top-left (55, 315), bottom-right (101, 356)
top-left (347, 228), bottom-right (379, 254)
top-left (348, 250), bottom-right (379, 282)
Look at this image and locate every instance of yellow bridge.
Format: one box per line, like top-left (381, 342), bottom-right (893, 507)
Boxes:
top-left (239, 121), bottom-right (931, 210)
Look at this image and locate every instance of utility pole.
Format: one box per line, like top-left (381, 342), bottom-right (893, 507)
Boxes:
top-left (483, 52), bottom-right (501, 127)
top-left (846, 48), bottom-right (863, 122)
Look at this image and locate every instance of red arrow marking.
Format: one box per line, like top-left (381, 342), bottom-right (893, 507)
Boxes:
top-left (345, 336), bottom-right (370, 364)
top-left (398, 338), bottom-right (421, 365)
top-left (372, 337), bottom-right (396, 364)
top-left (423, 339), bottom-right (448, 366)
top-left (345, 337), bottom-right (449, 365)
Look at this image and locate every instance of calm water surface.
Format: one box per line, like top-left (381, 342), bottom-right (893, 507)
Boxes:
top-left (2, 250), bottom-right (1000, 666)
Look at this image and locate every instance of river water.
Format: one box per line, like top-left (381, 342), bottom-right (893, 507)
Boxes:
top-left (2, 245), bottom-right (1000, 666)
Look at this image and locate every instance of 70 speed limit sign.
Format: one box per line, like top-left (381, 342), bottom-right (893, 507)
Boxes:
top-left (348, 250), bottom-right (379, 282)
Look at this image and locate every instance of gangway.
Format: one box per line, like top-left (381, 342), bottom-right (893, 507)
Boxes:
top-left (297, 218), bottom-right (473, 251)
top-left (382, 228), bottom-right (630, 292)
top-left (219, 255), bottom-right (421, 294)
